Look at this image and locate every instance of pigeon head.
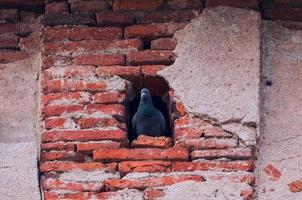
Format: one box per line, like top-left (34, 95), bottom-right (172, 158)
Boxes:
top-left (140, 88), bottom-right (152, 103)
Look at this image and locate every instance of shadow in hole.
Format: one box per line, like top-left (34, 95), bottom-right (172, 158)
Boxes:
top-left (126, 95), bottom-right (172, 142)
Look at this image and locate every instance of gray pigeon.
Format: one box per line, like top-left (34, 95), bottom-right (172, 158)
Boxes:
top-left (132, 88), bottom-right (166, 137)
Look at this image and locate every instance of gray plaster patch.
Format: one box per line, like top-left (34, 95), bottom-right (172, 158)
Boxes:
top-left (59, 170), bottom-right (120, 182)
top-left (159, 180), bottom-right (251, 200)
top-left (0, 142), bottom-right (40, 200)
top-left (222, 123), bottom-right (256, 145)
top-left (108, 189), bottom-right (144, 200)
top-left (257, 21), bottom-right (302, 200)
top-left (158, 7), bottom-right (261, 144)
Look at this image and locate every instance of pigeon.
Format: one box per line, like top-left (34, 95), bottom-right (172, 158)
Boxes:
top-left (132, 88), bottom-right (166, 137)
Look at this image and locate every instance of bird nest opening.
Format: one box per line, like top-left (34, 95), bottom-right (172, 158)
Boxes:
top-left (125, 76), bottom-right (173, 143)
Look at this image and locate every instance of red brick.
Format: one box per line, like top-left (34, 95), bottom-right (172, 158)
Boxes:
top-left (113, 0), bottom-right (164, 12)
top-left (42, 105), bottom-right (83, 118)
top-left (125, 23), bottom-right (186, 40)
top-left (0, 34), bottom-right (19, 49)
top-left (43, 78), bottom-right (108, 93)
top-left (42, 92), bottom-right (90, 106)
top-left (172, 160), bottom-right (254, 172)
top-left (263, 8), bottom-right (302, 21)
top-left (70, 0), bottom-right (109, 12)
top-left (41, 142), bottom-right (76, 152)
top-left (144, 188), bottom-right (165, 200)
top-left (204, 127), bottom-right (233, 138)
top-left (96, 65), bottom-right (141, 77)
top-left (0, 9), bottom-right (18, 23)
top-left (131, 135), bottom-right (173, 149)
top-left (127, 50), bottom-right (175, 65)
top-left (288, 180), bottom-right (302, 193)
top-left (76, 117), bottom-right (126, 130)
top-left (77, 141), bottom-right (123, 153)
top-left (92, 92), bottom-right (126, 104)
top-left (42, 55), bottom-right (72, 69)
top-left (96, 11), bottom-right (135, 27)
top-left (44, 13), bottom-right (96, 26)
top-left (43, 39), bottom-right (143, 55)
top-left (206, 0), bottom-right (259, 9)
top-left (140, 9), bottom-right (200, 24)
top-left (151, 38), bottom-right (176, 50)
top-left (19, 33), bottom-right (41, 52)
top-left (191, 148), bottom-right (253, 160)
top-left (0, 23), bottom-right (32, 35)
top-left (42, 129), bottom-right (127, 142)
top-left (85, 104), bottom-right (125, 119)
top-left (44, 191), bottom-right (99, 200)
top-left (45, 2), bottom-right (69, 14)
top-left (141, 65), bottom-right (165, 76)
top-left (74, 54), bottom-right (125, 66)
top-left (0, 52), bottom-right (31, 63)
top-left (119, 161), bottom-right (172, 175)
top-left (105, 174), bottom-right (204, 190)
top-left (174, 127), bottom-right (203, 140)
top-left (175, 116), bottom-right (209, 128)
top-left (166, 0), bottom-right (202, 9)
top-left (93, 148), bottom-right (189, 162)
top-left (208, 173), bottom-right (255, 185)
top-left (42, 179), bottom-right (104, 192)
top-left (44, 117), bottom-right (67, 129)
top-left (44, 27), bottom-right (123, 42)
top-left (44, 66), bottom-right (95, 79)
top-left (175, 101), bottom-right (187, 116)
top-left (40, 161), bottom-right (117, 173)
top-left (182, 138), bottom-right (238, 150)
top-left (40, 151), bottom-right (86, 162)
top-left (263, 164), bottom-right (282, 181)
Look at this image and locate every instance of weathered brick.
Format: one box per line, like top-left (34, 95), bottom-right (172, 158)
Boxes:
top-left (166, 0), bottom-right (202, 9)
top-left (141, 65), bottom-right (165, 76)
top-left (0, 34), bottom-right (19, 49)
top-left (93, 148), bottom-right (189, 162)
top-left (131, 135), bottom-right (173, 149)
top-left (0, 23), bottom-right (32, 35)
top-left (42, 55), bottom-right (72, 69)
top-left (204, 127), bottom-right (233, 138)
top-left (44, 66), bottom-right (95, 79)
top-left (263, 8), bottom-right (302, 21)
top-left (96, 65), bottom-right (141, 77)
top-left (45, 2), bottom-right (69, 14)
top-left (74, 54), bottom-right (125, 66)
top-left (42, 105), bottom-right (84, 118)
top-left (175, 101), bottom-right (187, 116)
top-left (0, 52), bottom-right (31, 63)
top-left (43, 39), bottom-right (143, 55)
top-left (289, 180), bottom-right (302, 193)
top-left (42, 129), bottom-right (127, 142)
top-left (182, 138), bottom-right (238, 150)
top-left (174, 116), bottom-right (210, 128)
top-left (19, 33), bottom-right (41, 52)
top-left (105, 174), bottom-right (204, 190)
top-left (191, 148), bottom-right (253, 160)
top-left (42, 179), bottom-right (104, 192)
top-left (119, 161), bottom-right (172, 175)
top-left (70, 0), bottom-right (109, 13)
top-left (206, 0), bottom-right (259, 9)
top-left (44, 27), bottom-right (123, 42)
top-left (92, 92), bottom-right (126, 104)
top-left (42, 92), bottom-right (91, 106)
top-left (172, 160), bottom-right (254, 172)
top-left (41, 142), bottom-right (76, 152)
top-left (144, 188), bottom-right (165, 200)
top-left (43, 78), bottom-right (108, 93)
top-left (96, 11), bottom-right (135, 27)
top-left (113, 0), bottom-right (164, 12)
top-left (151, 38), bottom-right (176, 50)
top-left (40, 161), bottom-right (117, 173)
top-left (85, 104), bottom-right (125, 119)
top-left (0, 9), bottom-right (18, 23)
top-left (76, 117), bottom-right (126, 130)
top-left (127, 50), bottom-right (175, 65)
top-left (208, 173), bottom-right (255, 185)
top-left (44, 192), bottom-right (99, 200)
top-left (40, 151), bottom-right (87, 162)
top-left (44, 13), bottom-right (96, 26)
top-left (125, 23), bottom-right (186, 40)
top-left (77, 141), bottom-right (123, 153)
top-left (263, 164), bottom-right (282, 181)
top-left (140, 9), bottom-right (200, 24)
top-left (174, 127), bottom-right (203, 140)
top-left (44, 117), bottom-right (67, 129)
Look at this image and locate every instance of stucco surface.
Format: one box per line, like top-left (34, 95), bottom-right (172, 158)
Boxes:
top-left (257, 21), bottom-right (302, 200)
top-left (0, 142), bottom-right (40, 200)
top-left (159, 6), bottom-right (261, 144)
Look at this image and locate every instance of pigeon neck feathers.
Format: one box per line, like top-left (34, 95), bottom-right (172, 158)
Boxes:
top-left (137, 91), bottom-right (155, 116)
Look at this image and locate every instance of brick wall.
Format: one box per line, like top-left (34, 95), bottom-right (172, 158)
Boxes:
top-left (0, 0), bottom-right (301, 200)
